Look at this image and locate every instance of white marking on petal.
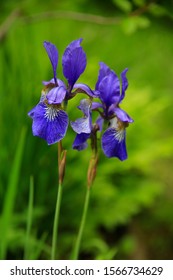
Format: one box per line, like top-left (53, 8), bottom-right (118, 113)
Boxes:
top-left (109, 117), bottom-right (118, 129)
top-left (110, 116), bottom-right (125, 142)
top-left (44, 106), bottom-right (59, 121)
top-left (114, 129), bottom-right (125, 142)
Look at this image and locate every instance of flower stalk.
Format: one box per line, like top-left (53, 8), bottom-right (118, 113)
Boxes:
top-left (72, 132), bottom-right (98, 260)
top-left (51, 141), bottom-right (67, 260)
top-left (71, 185), bottom-right (91, 260)
top-left (28, 38), bottom-right (134, 260)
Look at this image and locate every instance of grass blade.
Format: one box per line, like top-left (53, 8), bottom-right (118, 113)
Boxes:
top-left (0, 126), bottom-right (26, 259)
top-left (24, 175), bottom-right (34, 260)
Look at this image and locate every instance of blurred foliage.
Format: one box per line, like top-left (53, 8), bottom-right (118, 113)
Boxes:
top-left (0, 0), bottom-right (173, 260)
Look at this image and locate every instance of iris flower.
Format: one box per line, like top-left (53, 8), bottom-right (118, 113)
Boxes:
top-left (71, 99), bottom-right (92, 151)
top-left (28, 39), bottom-right (90, 145)
top-left (93, 62), bottom-right (134, 160)
top-left (71, 99), bottom-right (102, 151)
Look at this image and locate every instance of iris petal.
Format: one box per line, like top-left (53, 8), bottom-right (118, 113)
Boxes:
top-left (43, 41), bottom-right (58, 83)
top-left (71, 117), bottom-right (91, 134)
top-left (119, 68), bottom-right (128, 103)
top-left (46, 86), bottom-right (66, 104)
top-left (72, 133), bottom-right (90, 151)
top-left (28, 103), bottom-right (68, 145)
top-left (95, 62), bottom-right (112, 90)
top-left (91, 102), bottom-right (103, 110)
top-left (110, 107), bottom-right (134, 123)
top-left (62, 39), bottom-right (86, 87)
top-left (71, 99), bottom-right (92, 134)
top-left (78, 99), bottom-right (91, 116)
top-left (96, 116), bottom-right (104, 131)
top-left (42, 79), bottom-right (66, 88)
top-left (73, 83), bottom-right (95, 97)
top-left (98, 72), bottom-right (120, 107)
top-left (102, 128), bottom-right (127, 160)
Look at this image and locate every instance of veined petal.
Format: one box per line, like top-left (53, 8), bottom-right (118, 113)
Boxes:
top-left (57, 79), bottom-right (66, 88)
top-left (102, 128), bottom-right (127, 160)
top-left (42, 78), bottom-right (55, 86)
top-left (62, 39), bottom-right (86, 87)
top-left (112, 107), bottom-right (134, 123)
top-left (71, 117), bottom-right (91, 134)
top-left (66, 38), bottom-right (82, 50)
top-left (98, 71), bottom-right (120, 107)
top-left (95, 62), bottom-right (112, 90)
top-left (42, 78), bottom-right (66, 88)
top-left (119, 68), bottom-right (128, 103)
top-left (78, 99), bottom-right (91, 116)
top-left (28, 102), bottom-right (68, 145)
top-left (91, 102), bottom-right (103, 110)
top-left (72, 133), bottom-right (90, 151)
top-left (73, 83), bottom-right (95, 97)
top-left (46, 86), bottom-right (66, 104)
top-left (28, 106), bottom-right (36, 118)
top-left (43, 41), bottom-right (58, 82)
top-left (71, 99), bottom-right (92, 134)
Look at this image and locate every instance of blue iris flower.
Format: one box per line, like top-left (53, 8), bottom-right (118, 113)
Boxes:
top-left (94, 62), bottom-right (134, 160)
top-left (28, 39), bottom-right (93, 145)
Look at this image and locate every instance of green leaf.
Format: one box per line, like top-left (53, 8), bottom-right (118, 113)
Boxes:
top-left (24, 176), bottom-right (34, 260)
top-left (0, 127), bottom-right (27, 259)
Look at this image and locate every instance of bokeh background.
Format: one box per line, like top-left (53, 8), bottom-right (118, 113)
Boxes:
top-left (0, 0), bottom-right (173, 260)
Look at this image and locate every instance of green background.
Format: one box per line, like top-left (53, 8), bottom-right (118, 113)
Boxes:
top-left (0, 0), bottom-right (173, 260)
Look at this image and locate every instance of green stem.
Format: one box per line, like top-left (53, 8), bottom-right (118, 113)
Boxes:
top-left (51, 141), bottom-right (65, 260)
top-left (51, 181), bottom-right (63, 260)
top-left (24, 176), bottom-right (34, 260)
top-left (72, 186), bottom-right (91, 260)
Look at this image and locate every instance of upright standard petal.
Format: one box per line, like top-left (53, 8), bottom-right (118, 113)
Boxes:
top-left (95, 62), bottom-right (112, 90)
top-left (28, 102), bottom-right (68, 145)
top-left (98, 71), bottom-right (120, 107)
top-left (78, 99), bottom-right (91, 116)
top-left (119, 68), bottom-right (128, 103)
top-left (72, 133), bottom-right (90, 151)
top-left (102, 128), bottom-right (127, 160)
top-left (62, 39), bottom-right (87, 87)
top-left (43, 41), bottom-right (58, 83)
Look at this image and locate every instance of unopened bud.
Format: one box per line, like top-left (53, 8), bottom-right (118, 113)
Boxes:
top-left (87, 155), bottom-right (98, 188)
top-left (59, 150), bottom-right (67, 184)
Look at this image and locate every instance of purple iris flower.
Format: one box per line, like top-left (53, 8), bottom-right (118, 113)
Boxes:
top-left (94, 62), bottom-right (134, 160)
top-left (71, 99), bottom-right (92, 150)
top-left (71, 99), bottom-right (102, 151)
top-left (28, 39), bottom-right (89, 145)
